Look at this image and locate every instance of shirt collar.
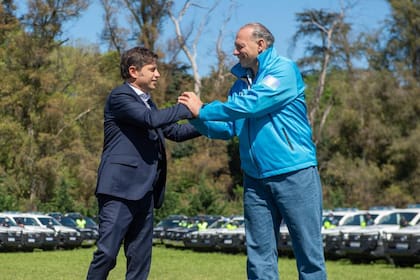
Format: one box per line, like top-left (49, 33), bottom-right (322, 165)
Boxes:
top-left (128, 84), bottom-right (151, 102)
top-left (128, 83), bottom-right (152, 109)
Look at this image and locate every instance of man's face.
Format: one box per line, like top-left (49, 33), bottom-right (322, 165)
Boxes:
top-left (131, 62), bottom-right (160, 92)
top-left (233, 27), bottom-right (260, 69)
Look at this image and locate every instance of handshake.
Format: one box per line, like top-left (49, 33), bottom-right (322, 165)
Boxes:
top-left (178, 92), bottom-right (203, 117)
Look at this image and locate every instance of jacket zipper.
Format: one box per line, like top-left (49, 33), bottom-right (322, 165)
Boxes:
top-left (245, 72), bottom-right (262, 176)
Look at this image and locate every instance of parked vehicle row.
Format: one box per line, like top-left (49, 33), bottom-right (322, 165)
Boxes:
top-left (187, 216), bottom-right (246, 252)
top-left (339, 208), bottom-right (420, 266)
top-left (286, 207), bottom-right (420, 267)
top-left (0, 212), bottom-right (99, 252)
top-left (153, 207), bottom-right (420, 267)
top-left (154, 215), bottom-right (245, 252)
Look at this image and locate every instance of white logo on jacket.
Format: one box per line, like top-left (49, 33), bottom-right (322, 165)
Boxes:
top-left (262, 75), bottom-right (280, 90)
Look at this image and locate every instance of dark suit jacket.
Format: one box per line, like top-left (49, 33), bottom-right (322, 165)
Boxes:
top-left (95, 83), bottom-right (200, 208)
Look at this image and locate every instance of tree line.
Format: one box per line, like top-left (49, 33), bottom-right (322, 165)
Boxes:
top-left (0, 0), bottom-right (418, 222)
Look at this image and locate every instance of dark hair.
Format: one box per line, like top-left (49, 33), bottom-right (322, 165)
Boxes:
top-left (120, 47), bottom-right (158, 80)
top-left (242, 22), bottom-right (275, 48)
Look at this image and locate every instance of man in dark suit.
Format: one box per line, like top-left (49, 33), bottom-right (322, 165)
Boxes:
top-left (86, 47), bottom-right (201, 280)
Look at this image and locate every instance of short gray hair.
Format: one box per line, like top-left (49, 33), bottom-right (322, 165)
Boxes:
top-left (242, 22), bottom-right (275, 48)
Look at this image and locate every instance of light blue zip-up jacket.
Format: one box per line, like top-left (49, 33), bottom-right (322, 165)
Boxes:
top-left (190, 46), bottom-right (318, 179)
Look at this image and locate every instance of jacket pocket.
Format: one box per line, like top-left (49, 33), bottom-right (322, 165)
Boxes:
top-left (282, 128), bottom-right (294, 151)
top-left (268, 114), bottom-right (294, 151)
top-left (109, 155), bottom-right (139, 167)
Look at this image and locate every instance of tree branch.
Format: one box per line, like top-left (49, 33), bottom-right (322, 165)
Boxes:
top-left (55, 106), bottom-right (98, 137)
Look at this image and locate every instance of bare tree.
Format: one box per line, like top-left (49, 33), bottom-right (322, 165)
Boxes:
top-left (166, 0), bottom-right (225, 96)
top-left (292, 5), bottom-right (351, 144)
top-left (214, 1), bottom-right (235, 85)
top-left (100, 0), bottom-right (168, 53)
top-left (122, 0), bottom-right (168, 51)
top-left (100, 0), bottom-right (127, 54)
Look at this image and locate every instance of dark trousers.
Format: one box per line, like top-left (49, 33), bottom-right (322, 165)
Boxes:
top-left (86, 192), bottom-right (154, 280)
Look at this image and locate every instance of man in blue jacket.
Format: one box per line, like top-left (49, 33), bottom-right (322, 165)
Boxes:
top-left (179, 23), bottom-right (326, 280)
top-left (87, 47), bottom-right (200, 280)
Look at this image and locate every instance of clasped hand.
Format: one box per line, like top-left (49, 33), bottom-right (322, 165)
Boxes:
top-left (178, 92), bottom-right (203, 117)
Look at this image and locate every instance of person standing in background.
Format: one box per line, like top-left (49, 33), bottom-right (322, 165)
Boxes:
top-left (87, 46), bottom-right (201, 280)
top-left (75, 215), bottom-right (86, 229)
top-left (179, 22), bottom-right (327, 280)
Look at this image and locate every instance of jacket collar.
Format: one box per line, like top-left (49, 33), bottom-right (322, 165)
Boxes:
top-left (231, 46), bottom-right (277, 80)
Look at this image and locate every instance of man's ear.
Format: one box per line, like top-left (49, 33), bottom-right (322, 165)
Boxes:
top-left (257, 39), bottom-right (267, 53)
top-left (128, 65), bottom-right (138, 78)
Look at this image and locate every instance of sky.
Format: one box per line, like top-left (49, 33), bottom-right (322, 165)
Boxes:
top-left (17, 0), bottom-right (392, 76)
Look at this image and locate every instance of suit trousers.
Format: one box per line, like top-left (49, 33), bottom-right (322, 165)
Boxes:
top-left (86, 192), bottom-right (154, 280)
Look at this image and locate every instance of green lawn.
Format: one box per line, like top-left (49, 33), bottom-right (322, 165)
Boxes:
top-left (0, 246), bottom-right (418, 280)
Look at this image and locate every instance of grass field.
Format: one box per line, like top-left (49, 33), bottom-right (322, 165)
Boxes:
top-left (0, 245), bottom-right (419, 280)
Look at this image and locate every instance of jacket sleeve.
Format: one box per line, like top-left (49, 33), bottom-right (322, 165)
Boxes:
top-left (198, 60), bottom-right (304, 121)
top-left (188, 119), bottom-right (234, 140)
top-left (109, 89), bottom-right (193, 129)
top-left (161, 122), bottom-right (202, 142)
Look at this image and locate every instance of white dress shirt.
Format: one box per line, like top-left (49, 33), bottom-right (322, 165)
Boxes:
top-left (128, 84), bottom-right (151, 109)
